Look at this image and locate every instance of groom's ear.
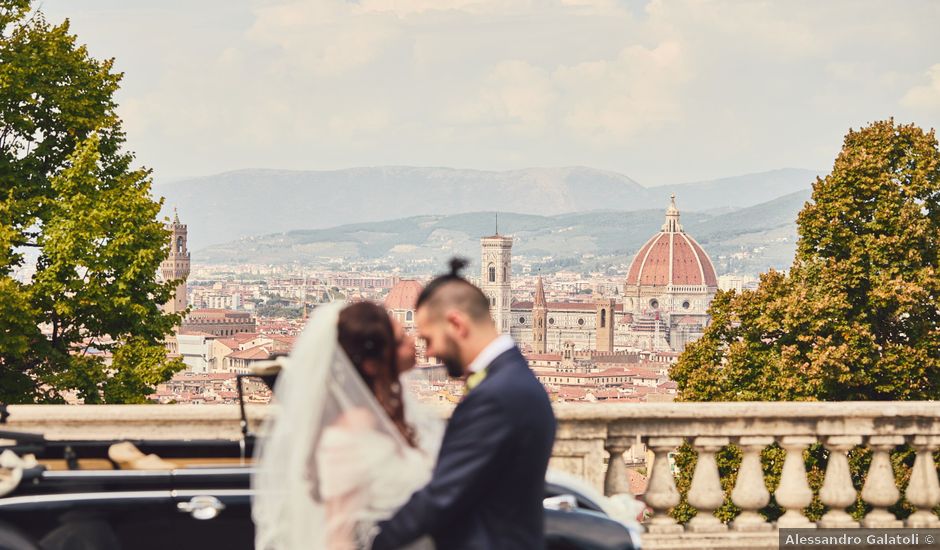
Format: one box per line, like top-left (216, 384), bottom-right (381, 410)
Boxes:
top-left (445, 310), bottom-right (469, 339)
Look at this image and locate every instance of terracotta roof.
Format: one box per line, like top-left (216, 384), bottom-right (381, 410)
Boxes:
top-left (625, 197), bottom-right (717, 288)
top-left (384, 279), bottom-right (424, 311)
top-left (556, 387), bottom-right (588, 400)
top-left (227, 345), bottom-right (272, 360)
top-left (215, 338), bottom-right (239, 350)
top-left (233, 332), bottom-right (262, 343)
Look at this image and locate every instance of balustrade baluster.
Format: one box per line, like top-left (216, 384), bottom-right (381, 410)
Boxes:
top-left (643, 436), bottom-right (684, 534)
top-left (860, 435), bottom-right (904, 528)
top-left (604, 436), bottom-right (632, 496)
top-left (818, 436), bottom-right (861, 528)
top-left (731, 436), bottom-right (773, 532)
top-left (775, 436), bottom-right (816, 528)
top-left (686, 437), bottom-right (730, 532)
top-left (905, 435), bottom-right (940, 528)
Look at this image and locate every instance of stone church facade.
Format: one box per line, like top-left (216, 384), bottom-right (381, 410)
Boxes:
top-left (485, 196), bottom-right (718, 353)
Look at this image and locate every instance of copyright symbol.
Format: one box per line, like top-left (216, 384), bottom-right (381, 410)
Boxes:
top-left (927, 534), bottom-right (935, 544)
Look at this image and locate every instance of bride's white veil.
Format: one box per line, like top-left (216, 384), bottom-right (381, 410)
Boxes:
top-left (252, 301), bottom-right (442, 550)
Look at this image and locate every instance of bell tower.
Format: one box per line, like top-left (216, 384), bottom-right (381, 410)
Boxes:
top-left (161, 209), bottom-right (191, 314)
top-left (480, 221), bottom-right (513, 334)
top-left (594, 296), bottom-right (616, 352)
top-left (532, 276), bottom-right (547, 353)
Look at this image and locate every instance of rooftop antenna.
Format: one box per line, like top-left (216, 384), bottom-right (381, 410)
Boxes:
top-left (495, 212), bottom-right (499, 235)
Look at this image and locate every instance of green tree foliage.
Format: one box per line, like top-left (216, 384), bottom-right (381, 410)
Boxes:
top-left (672, 119), bottom-right (940, 401)
top-left (668, 120), bottom-right (940, 524)
top-left (0, 3), bottom-right (184, 403)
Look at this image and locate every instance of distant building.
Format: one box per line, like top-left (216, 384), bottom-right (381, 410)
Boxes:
top-left (176, 331), bottom-right (217, 374)
top-left (480, 233), bottom-right (513, 334)
top-left (384, 279), bottom-right (424, 329)
top-left (160, 210), bottom-right (190, 314)
top-left (182, 309), bottom-right (256, 337)
top-left (622, 195), bottom-right (717, 351)
top-left (718, 274), bottom-right (757, 292)
top-left (498, 196), bottom-right (717, 353)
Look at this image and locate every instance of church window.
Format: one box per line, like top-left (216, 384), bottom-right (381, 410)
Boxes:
top-left (578, 318), bottom-right (585, 326)
top-left (682, 300), bottom-right (690, 309)
top-left (488, 264), bottom-right (496, 283)
top-left (649, 299), bottom-right (659, 309)
top-left (502, 267), bottom-right (507, 282)
top-left (548, 317), bottom-right (555, 325)
top-left (406, 311), bottom-right (414, 321)
top-left (490, 296), bottom-right (496, 306)
top-left (176, 236), bottom-right (184, 254)
top-left (519, 316), bottom-right (526, 324)
top-left (600, 310), bottom-right (607, 328)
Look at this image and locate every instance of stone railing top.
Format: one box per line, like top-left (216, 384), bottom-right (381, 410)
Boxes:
top-left (3, 401), bottom-right (940, 441)
top-left (4, 404), bottom-right (269, 440)
top-left (554, 401), bottom-right (940, 438)
top-left (552, 401), bottom-right (940, 420)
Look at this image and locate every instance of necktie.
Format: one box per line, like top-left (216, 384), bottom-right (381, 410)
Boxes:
top-left (465, 369), bottom-right (488, 393)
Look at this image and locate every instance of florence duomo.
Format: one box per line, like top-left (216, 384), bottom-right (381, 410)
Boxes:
top-left (483, 195), bottom-right (718, 353)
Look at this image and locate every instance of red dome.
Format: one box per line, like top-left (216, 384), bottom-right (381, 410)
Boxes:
top-left (625, 197), bottom-right (718, 288)
top-left (384, 280), bottom-right (424, 310)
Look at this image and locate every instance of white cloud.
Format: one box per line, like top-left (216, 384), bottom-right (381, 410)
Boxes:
top-left (446, 60), bottom-right (556, 133)
top-left (40, 0), bottom-right (940, 185)
top-left (556, 42), bottom-right (688, 143)
top-left (902, 64), bottom-right (940, 113)
top-left (247, 1), bottom-right (403, 76)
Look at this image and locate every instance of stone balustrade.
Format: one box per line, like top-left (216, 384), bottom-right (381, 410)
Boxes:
top-left (551, 402), bottom-right (940, 548)
top-left (5, 402), bottom-right (940, 549)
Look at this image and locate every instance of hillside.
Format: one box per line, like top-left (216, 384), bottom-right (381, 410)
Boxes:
top-left (156, 166), bottom-right (819, 249)
top-left (196, 190), bottom-right (813, 275)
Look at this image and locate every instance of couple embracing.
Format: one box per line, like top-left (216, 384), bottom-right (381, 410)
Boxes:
top-left (252, 259), bottom-right (557, 550)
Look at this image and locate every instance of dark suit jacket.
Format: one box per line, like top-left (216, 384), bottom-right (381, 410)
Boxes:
top-left (371, 345), bottom-right (557, 550)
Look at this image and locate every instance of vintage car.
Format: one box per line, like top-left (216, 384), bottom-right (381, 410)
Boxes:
top-left (0, 375), bottom-right (643, 550)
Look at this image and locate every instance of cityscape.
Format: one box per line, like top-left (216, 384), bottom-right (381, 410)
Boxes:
top-left (1, 1), bottom-right (938, 548)
top-left (149, 196), bottom-right (753, 408)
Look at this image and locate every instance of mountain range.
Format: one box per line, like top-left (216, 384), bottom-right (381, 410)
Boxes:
top-left (156, 166), bottom-right (820, 250)
top-left (195, 189), bottom-right (813, 275)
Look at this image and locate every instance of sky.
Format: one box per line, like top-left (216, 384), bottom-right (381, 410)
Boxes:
top-left (40, 0), bottom-right (940, 187)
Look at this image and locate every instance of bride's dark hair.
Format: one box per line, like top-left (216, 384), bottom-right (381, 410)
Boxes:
top-left (337, 301), bottom-right (416, 447)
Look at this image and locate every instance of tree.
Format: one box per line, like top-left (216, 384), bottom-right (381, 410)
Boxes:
top-left (0, 2), bottom-right (184, 403)
top-left (668, 119), bottom-right (940, 523)
top-left (672, 119), bottom-right (940, 402)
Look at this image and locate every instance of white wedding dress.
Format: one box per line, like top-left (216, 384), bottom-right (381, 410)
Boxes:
top-left (318, 423), bottom-right (435, 549)
top-left (252, 302), bottom-right (440, 550)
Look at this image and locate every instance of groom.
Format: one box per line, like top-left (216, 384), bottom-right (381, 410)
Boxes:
top-left (371, 258), bottom-right (557, 550)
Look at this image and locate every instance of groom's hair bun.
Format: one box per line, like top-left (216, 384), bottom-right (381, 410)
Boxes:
top-left (416, 257), bottom-right (491, 323)
top-left (448, 257), bottom-right (468, 277)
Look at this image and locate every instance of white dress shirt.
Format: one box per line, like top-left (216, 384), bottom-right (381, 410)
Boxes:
top-left (467, 334), bottom-right (516, 374)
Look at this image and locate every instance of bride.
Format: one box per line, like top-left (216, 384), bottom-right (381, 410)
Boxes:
top-left (252, 301), bottom-right (442, 550)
